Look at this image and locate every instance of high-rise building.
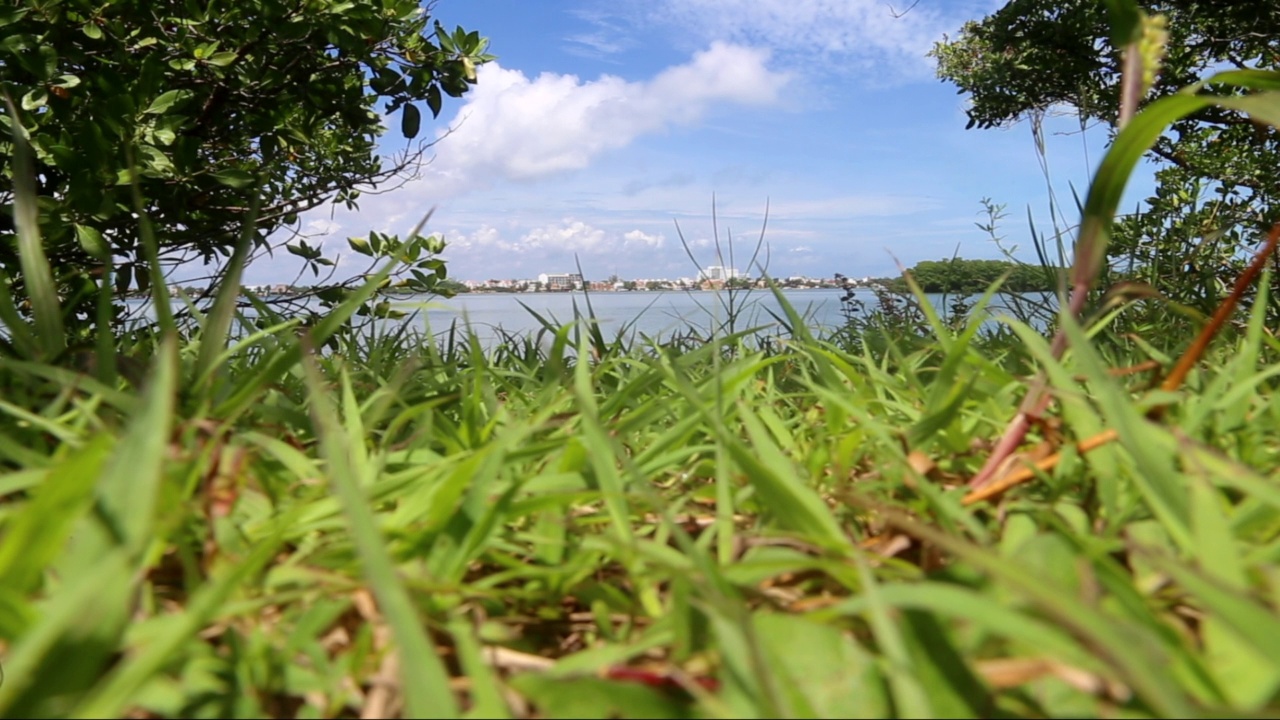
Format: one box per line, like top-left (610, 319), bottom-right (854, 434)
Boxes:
top-left (699, 265), bottom-right (742, 282)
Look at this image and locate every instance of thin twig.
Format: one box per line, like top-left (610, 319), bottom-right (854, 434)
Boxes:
top-left (963, 222), bottom-right (1280, 504)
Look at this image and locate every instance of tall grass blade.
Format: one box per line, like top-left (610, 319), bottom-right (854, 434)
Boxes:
top-left (3, 93), bottom-right (65, 357)
top-left (194, 191), bottom-right (261, 388)
top-left (299, 355), bottom-right (458, 718)
top-left (73, 534), bottom-right (283, 717)
top-left (97, 337), bottom-right (178, 557)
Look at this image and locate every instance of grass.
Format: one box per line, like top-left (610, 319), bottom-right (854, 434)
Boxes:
top-left (2, 272), bottom-right (1280, 717)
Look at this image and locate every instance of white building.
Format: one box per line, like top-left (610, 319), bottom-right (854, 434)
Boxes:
top-left (699, 265), bottom-right (743, 282)
top-left (537, 272), bottom-right (584, 290)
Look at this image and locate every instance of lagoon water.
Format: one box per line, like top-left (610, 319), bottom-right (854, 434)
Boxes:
top-left (388, 287), bottom-right (1053, 345)
top-left (128, 287), bottom-right (1053, 347)
top-left (397, 288), bottom-right (855, 343)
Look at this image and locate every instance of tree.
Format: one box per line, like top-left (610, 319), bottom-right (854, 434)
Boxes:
top-left (931, 0), bottom-right (1280, 315)
top-left (882, 258), bottom-right (1061, 294)
top-left (0, 0), bottom-right (492, 332)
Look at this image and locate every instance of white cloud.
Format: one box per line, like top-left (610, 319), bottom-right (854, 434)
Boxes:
top-left (789, 245), bottom-right (812, 253)
top-left (623, 229), bottom-right (665, 249)
top-left (642, 0), bottom-right (996, 78)
top-left (304, 218), bottom-right (340, 237)
top-left (521, 219), bottom-right (608, 253)
top-left (428, 42), bottom-right (789, 185)
top-left (449, 225), bottom-right (510, 251)
top-left (442, 221), bottom-right (669, 261)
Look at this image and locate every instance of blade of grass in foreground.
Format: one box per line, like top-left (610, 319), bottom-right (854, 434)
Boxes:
top-left (572, 330), bottom-right (635, 546)
top-left (194, 191), bottom-right (261, 389)
top-left (4, 93), bottom-right (65, 358)
top-left (299, 351), bottom-right (459, 719)
top-left (0, 343), bottom-right (178, 713)
top-left (854, 553), bottom-right (933, 718)
top-left (447, 617), bottom-right (512, 719)
top-left (0, 550), bottom-right (131, 715)
top-left (657, 351), bottom-right (852, 553)
top-left (0, 436), bottom-right (110, 594)
top-left (95, 337), bottom-right (178, 558)
top-left (72, 533), bottom-right (283, 718)
top-left (865, 505), bottom-right (1196, 716)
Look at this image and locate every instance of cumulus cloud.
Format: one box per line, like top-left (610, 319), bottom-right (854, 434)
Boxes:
top-left (642, 0), bottom-right (995, 78)
top-left (520, 219), bottom-right (609, 253)
top-left (449, 225), bottom-right (510, 252)
top-left (439, 221), bottom-right (671, 263)
top-left (429, 42), bottom-right (789, 184)
top-left (623, 229), bottom-right (665, 249)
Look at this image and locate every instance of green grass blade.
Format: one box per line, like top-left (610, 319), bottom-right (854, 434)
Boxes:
top-left (0, 437), bottom-right (111, 593)
top-left (299, 354), bottom-right (458, 719)
top-left (3, 93), bottom-right (65, 357)
top-left (0, 270), bottom-right (39, 359)
top-left (194, 191), bottom-right (260, 388)
top-left (95, 338), bottom-right (177, 557)
top-left (71, 533), bottom-right (283, 718)
top-left (854, 553), bottom-right (933, 718)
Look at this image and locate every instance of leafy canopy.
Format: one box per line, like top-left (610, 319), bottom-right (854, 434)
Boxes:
top-left (0, 0), bottom-right (492, 312)
top-left (931, 0), bottom-right (1280, 316)
top-left (887, 258), bottom-right (1062, 294)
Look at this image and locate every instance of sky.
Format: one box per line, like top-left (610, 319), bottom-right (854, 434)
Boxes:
top-left (245, 0), bottom-right (1152, 286)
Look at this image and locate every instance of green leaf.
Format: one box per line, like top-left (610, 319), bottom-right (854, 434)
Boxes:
top-left (81, 23), bottom-right (102, 39)
top-left (193, 41), bottom-right (218, 59)
top-left (138, 144), bottom-right (173, 174)
top-left (210, 168), bottom-right (255, 188)
top-left (0, 7), bottom-right (30, 27)
top-left (401, 102), bottom-right (421, 139)
top-left (194, 193), bottom-right (259, 388)
top-left (437, 24), bottom-right (456, 53)
top-left (205, 51), bottom-right (237, 67)
top-left (20, 88), bottom-right (47, 111)
top-left (75, 224), bottom-right (109, 259)
top-left (143, 89), bottom-right (190, 114)
top-left (899, 610), bottom-right (988, 717)
top-left (427, 83), bottom-right (442, 118)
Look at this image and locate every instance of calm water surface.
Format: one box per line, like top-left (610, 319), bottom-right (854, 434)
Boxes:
top-left (397, 288), bottom-right (854, 343)
top-left (390, 288), bottom-right (1052, 345)
top-left (127, 288), bottom-right (1052, 346)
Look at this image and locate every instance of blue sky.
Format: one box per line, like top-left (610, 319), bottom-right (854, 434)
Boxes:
top-left (249, 0), bottom-right (1152, 285)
